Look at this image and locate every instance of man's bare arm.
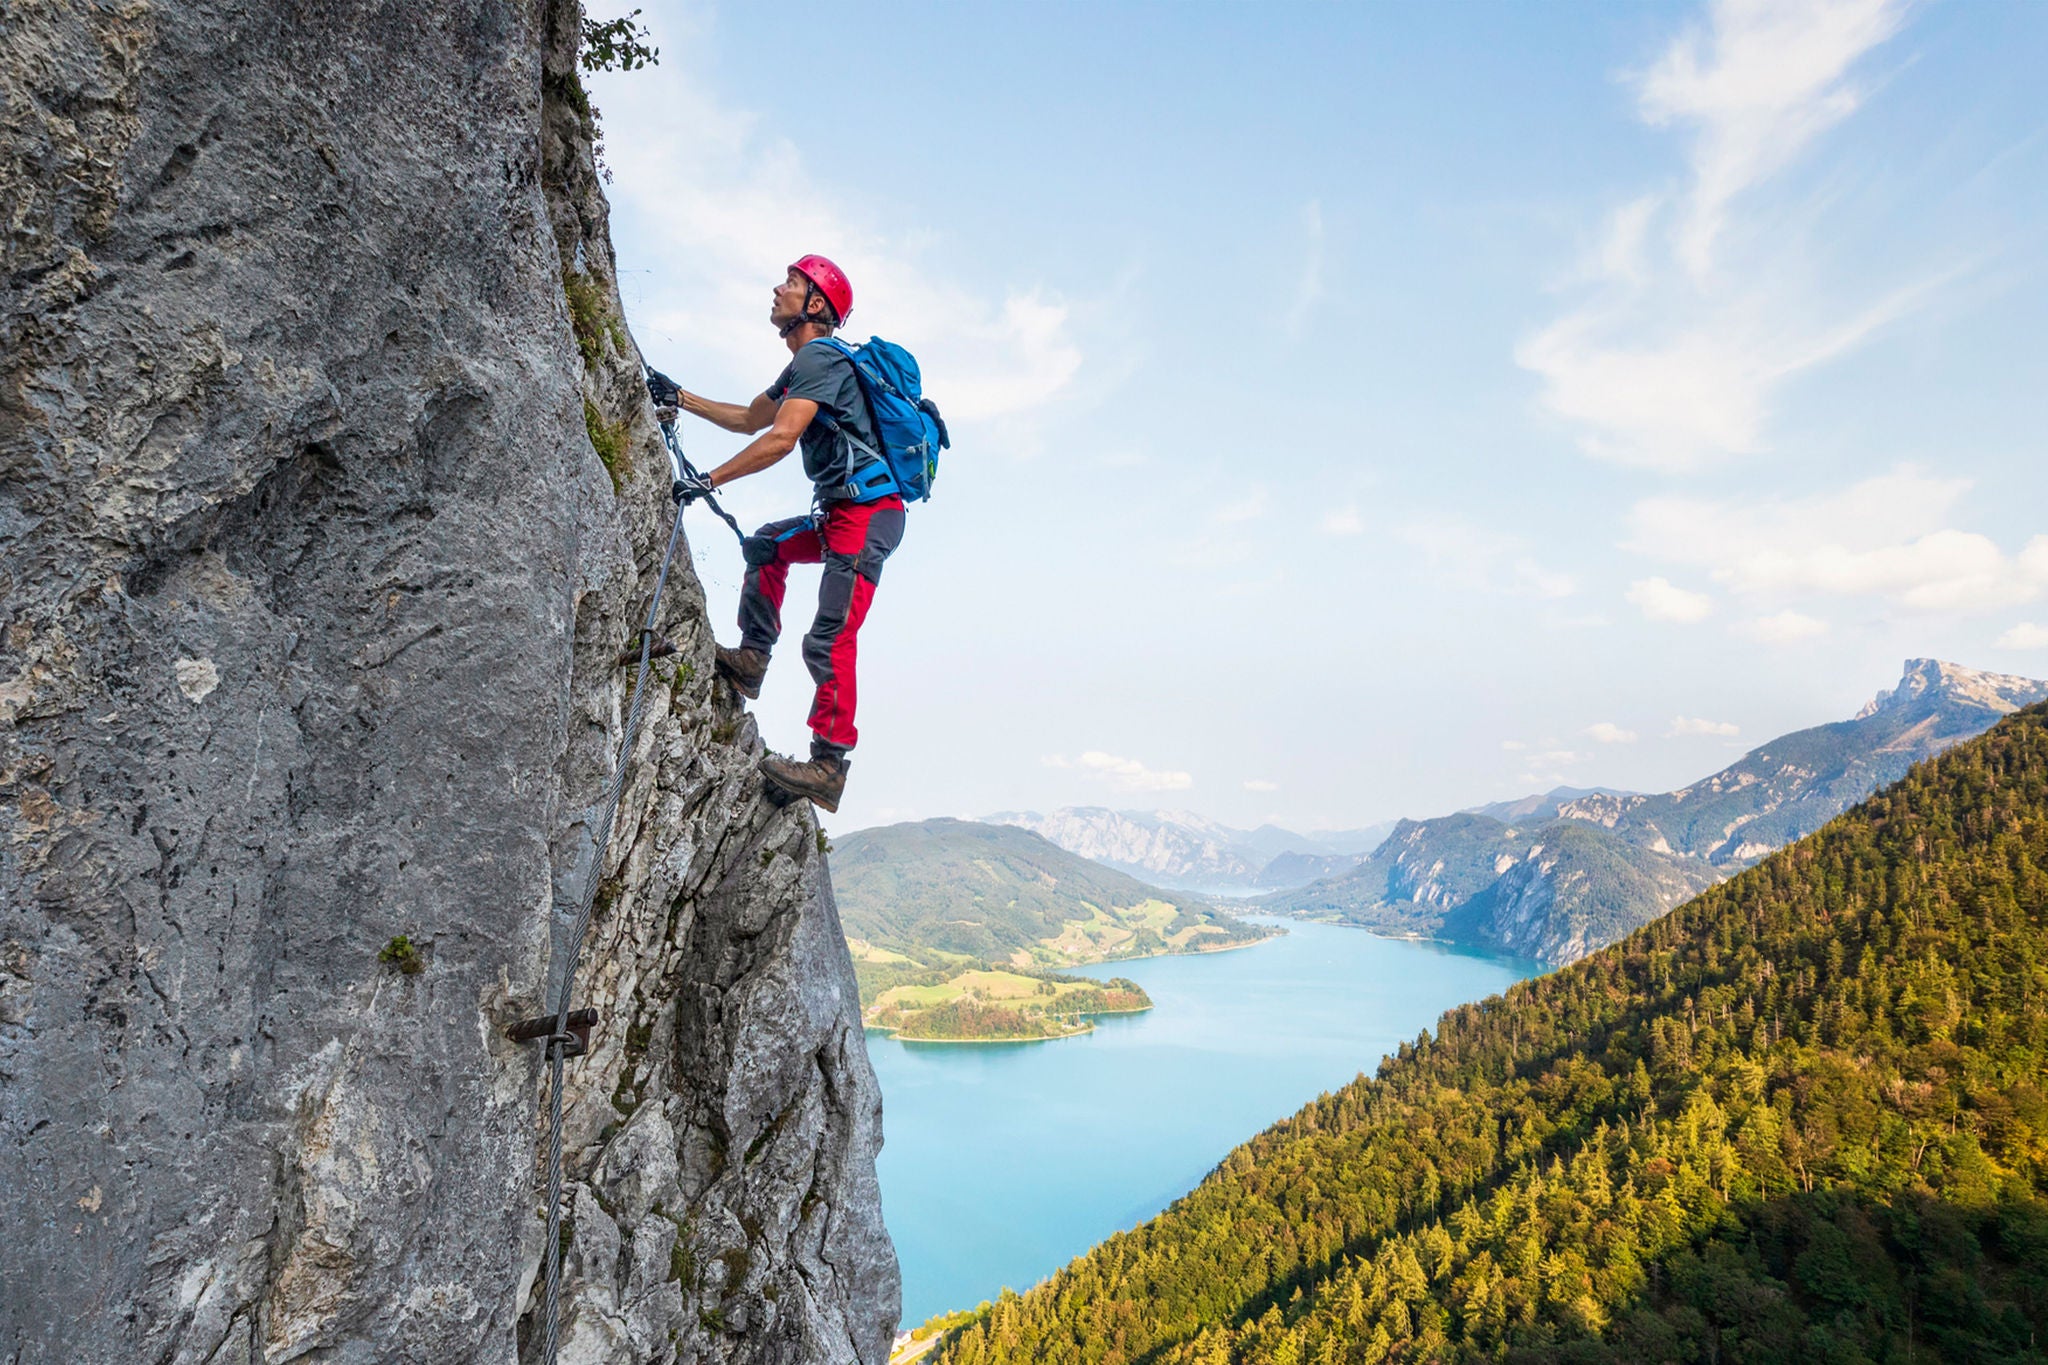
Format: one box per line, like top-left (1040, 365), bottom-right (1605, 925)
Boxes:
top-left (709, 398), bottom-right (815, 487)
top-left (679, 389), bottom-right (777, 435)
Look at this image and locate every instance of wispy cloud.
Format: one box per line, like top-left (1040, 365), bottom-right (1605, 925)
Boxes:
top-left (1996, 623), bottom-right (2048, 650)
top-left (1321, 507), bottom-right (1365, 536)
top-left (1517, 0), bottom-right (1927, 472)
top-left (1627, 466), bottom-right (2048, 613)
top-left (1282, 200), bottom-right (1326, 339)
top-left (1585, 722), bottom-right (1639, 744)
top-left (1641, 0), bottom-right (1910, 279)
top-left (1738, 609), bottom-right (1830, 643)
top-left (1400, 520), bottom-right (1577, 599)
top-left (1669, 715), bottom-right (1741, 737)
top-left (1243, 778), bottom-right (1280, 793)
top-left (1214, 486), bottom-right (1270, 525)
top-left (1626, 576), bottom-right (1714, 623)
top-left (1513, 744), bottom-right (1591, 788)
top-left (593, 40), bottom-right (1083, 426)
top-left (1043, 751), bottom-right (1194, 793)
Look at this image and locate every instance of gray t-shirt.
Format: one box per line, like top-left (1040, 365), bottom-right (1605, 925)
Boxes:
top-left (766, 340), bottom-right (880, 492)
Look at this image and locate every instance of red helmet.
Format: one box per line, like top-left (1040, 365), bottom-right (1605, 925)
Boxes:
top-left (789, 254), bottom-right (853, 326)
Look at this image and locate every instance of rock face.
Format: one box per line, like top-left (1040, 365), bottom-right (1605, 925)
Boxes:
top-left (0, 4), bottom-right (897, 1363)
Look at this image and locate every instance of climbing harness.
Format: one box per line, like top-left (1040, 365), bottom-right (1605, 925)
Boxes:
top-left (504, 374), bottom-right (742, 1365)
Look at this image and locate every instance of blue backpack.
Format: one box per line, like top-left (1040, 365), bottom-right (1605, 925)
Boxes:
top-left (811, 336), bottom-right (950, 503)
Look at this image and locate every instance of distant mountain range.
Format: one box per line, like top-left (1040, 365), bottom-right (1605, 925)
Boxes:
top-left (831, 819), bottom-right (1275, 999)
top-left (983, 808), bottom-right (1394, 892)
top-left (1264, 659), bottom-right (2048, 965)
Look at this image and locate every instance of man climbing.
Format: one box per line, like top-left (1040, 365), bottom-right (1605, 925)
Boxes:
top-left (665, 255), bottom-right (904, 814)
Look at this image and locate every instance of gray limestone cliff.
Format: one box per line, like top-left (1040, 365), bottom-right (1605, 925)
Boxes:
top-left (0, 3), bottom-right (898, 1362)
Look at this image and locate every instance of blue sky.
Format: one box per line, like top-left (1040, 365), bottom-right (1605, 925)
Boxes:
top-left (590, 0), bottom-right (2048, 834)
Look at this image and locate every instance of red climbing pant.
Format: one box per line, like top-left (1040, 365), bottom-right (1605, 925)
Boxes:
top-left (737, 496), bottom-right (906, 751)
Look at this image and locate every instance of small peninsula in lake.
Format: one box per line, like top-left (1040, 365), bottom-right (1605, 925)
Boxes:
top-left (864, 968), bottom-right (1151, 1042)
top-left (833, 819), bottom-right (1276, 1042)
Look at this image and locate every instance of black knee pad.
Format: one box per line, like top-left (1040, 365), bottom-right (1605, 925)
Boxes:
top-left (742, 535), bottom-right (780, 567)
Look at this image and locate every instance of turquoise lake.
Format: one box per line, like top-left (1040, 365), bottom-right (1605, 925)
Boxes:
top-left (866, 918), bottom-right (1543, 1326)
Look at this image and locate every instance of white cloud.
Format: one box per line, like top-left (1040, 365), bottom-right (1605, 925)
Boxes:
top-left (1627, 467), bottom-right (2048, 613)
top-left (1587, 194), bottom-right (1662, 288)
top-left (1400, 520), bottom-right (1577, 599)
top-left (1515, 748), bottom-right (1589, 787)
top-left (1501, 740), bottom-right (1528, 752)
top-left (1321, 506), bottom-right (1365, 536)
top-left (1996, 623), bottom-right (2048, 650)
top-left (1517, 0), bottom-right (1925, 472)
top-left (1214, 486), bottom-right (1270, 525)
top-left (1243, 779), bottom-right (1280, 793)
top-left (1738, 609), bottom-right (1830, 643)
top-left (1513, 559), bottom-right (1580, 600)
top-left (1282, 200), bottom-right (1326, 339)
top-left (1638, 0), bottom-right (1909, 280)
top-left (1043, 751), bottom-right (1194, 793)
top-left (592, 45), bottom-right (1082, 426)
top-left (1585, 722), bottom-right (1639, 744)
top-left (1669, 715), bottom-right (1741, 737)
top-left (1626, 576), bottom-right (1714, 623)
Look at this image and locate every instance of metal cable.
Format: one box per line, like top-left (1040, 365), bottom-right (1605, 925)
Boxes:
top-left (658, 411), bottom-right (746, 547)
top-left (536, 485), bottom-right (691, 1365)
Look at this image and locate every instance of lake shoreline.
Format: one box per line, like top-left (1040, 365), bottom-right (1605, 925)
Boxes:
top-left (1032, 916), bottom-right (1286, 970)
top-left (867, 1003), bottom-right (1154, 1047)
top-left (869, 920), bottom-right (1541, 1324)
top-left (862, 928), bottom-right (1284, 1046)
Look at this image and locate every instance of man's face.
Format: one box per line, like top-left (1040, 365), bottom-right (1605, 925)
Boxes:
top-left (770, 269), bottom-right (811, 327)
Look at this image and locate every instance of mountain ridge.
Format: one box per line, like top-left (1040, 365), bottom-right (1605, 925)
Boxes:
top-left (1265, 658), bottom-right (2048, 964)
top-left (832, 819), bottom-right (1277, 1013)
top-left (985, 807), bottom-right (1393, 891)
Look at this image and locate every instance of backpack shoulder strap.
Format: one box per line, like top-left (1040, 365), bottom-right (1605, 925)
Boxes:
top-left (802, 336), bottom-right (882, 448)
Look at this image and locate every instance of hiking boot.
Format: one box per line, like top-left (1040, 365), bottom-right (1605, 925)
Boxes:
top-left (760, 747), bottom-right (850, 814)
top-left (714, 643), bottom-right (769, 699)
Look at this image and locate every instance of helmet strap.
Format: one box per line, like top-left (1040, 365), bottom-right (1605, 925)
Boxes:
top-left (777, 279), bottom-right (837, 338)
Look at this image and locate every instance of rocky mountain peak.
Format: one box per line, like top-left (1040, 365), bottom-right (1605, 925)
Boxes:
top-left (1855, 659), bottom-right (2048, 720)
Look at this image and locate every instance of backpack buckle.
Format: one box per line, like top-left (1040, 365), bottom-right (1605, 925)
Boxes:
top-left (847, 460), bottom-right (898, 501)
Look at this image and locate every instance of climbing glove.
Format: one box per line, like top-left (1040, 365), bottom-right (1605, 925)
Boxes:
top-left (672, 470), bottom-right (715, 505)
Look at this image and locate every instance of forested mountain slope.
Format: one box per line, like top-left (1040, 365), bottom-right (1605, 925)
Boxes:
top-left (834, 819), bottom-right (1268, 965)
top-left (932, 704), bottom-right (2048, 1364)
